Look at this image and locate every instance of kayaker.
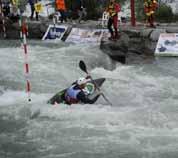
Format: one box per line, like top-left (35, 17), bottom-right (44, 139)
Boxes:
top-left (64, 77), bottom-right (101, 105)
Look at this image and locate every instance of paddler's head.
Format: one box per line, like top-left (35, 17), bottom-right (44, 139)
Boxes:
top-left (77, 77), bottom-right (89, 89)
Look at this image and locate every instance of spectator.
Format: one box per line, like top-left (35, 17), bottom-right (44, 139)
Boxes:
top-left (106, 0), bottom-right (121, 40)
top-left (55, 0), bottom-right (67, 23)
top-left (2, 2), bottom-right (10, 17)
top-left (9, 3), bottom-right (20, 23)
top-left (28, 0), bottom-right (39, 21)
top-left (144, 0), bottom-right (158, 28)
top-left (78, 5), bottom-right (87, 23)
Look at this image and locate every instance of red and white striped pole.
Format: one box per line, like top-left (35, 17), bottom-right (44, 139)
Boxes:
top-left (0, 1), bottom-right (6, 38)
top-left (21, 18), bottom-right (31, 102)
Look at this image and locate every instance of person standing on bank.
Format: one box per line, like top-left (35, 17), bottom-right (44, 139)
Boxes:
top-left (77, 0), bottom-right (87, 23)
top-left (28, 0), bottom-right (39, 21)
top-left (56, 0), bottom-right (67, 23)
top-left (144, 0), bottom-right (158, 28)
top-left (106, 0), bottom-right (121, 40)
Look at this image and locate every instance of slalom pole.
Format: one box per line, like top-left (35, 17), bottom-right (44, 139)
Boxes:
top-left (0, 1), bottom-right (6, 38)
top-left (21, 17), bottom-right (31, 102)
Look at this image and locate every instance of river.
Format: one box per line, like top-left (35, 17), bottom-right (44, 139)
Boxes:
top-left (0, 39), bottom-right (178, 158)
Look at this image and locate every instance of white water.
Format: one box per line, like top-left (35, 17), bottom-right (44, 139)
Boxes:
top-left (0, 40), bottom-right (178, 158)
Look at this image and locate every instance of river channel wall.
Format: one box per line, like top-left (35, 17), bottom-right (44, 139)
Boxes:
top-left (1, 19), bottom-right (178, 64)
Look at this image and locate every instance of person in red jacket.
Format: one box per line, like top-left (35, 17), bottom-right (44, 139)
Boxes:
top-left (106, 0), bottom-right (121, 40)
top-left (56, 0), bottom-right (67, 23)
top-left (144, 0), bottom-right (158, 28)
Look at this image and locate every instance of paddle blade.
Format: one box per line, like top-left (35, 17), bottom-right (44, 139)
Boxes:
top-left (79, 60), bottom-right (88, 73)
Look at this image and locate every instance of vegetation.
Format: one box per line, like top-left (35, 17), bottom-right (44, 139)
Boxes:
top-left (135, 0), bottom-right (175, 23)
top-left (65, 0), bottom-right (176, 22)
top-left (65, 0), bottom-right (126, 19)
top-left (155, 3), bottom-right (174, 22)
top-left (135, 0), bottom-right (145, 21)
top-left (2, 0), bottom-right (177, 22)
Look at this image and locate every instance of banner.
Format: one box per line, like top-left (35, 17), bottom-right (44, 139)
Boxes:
top-left (155, 33), bottom-right (178, 56)
top-left (42, 25), bottom-right (67, 40)
top-left (65, 28), bottom-right (109, 44)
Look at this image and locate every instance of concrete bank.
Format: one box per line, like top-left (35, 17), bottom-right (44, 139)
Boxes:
top-left (1, 19), bottom-right (178, 64)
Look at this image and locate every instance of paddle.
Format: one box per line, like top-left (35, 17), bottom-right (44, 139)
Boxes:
top-left (79, 60), bottom-right (112, 106)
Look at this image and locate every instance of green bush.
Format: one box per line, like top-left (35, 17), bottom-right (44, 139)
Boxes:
top-left (65, 0), bottom-right (125, 20)
top-left (135, 1), bottom-right (175, 23)
top-left (172, 14), bottom-right (178, 22)
top-left (155, 3), bottom-right (174, 22)
top-left (135, 0), bottom-right (145, 21)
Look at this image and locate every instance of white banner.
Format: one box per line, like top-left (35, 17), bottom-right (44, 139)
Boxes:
top-left (65, 28), bottom-right (110, 44)
top-left (155, 33), bottom-right (178, 56)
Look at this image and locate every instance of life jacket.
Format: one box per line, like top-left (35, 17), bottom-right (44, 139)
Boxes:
top-left (144, 0), bottom-right (157, 16)
top-left (65, 85), bottom-right (81, 104)
top-left (56, 0), bottom-right (66, 11)
top-left (107, 2), bottom-right (120, 17)
top-left (151, 0), bottom-right (158, 11)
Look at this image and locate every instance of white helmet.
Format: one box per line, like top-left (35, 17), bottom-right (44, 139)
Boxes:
top-left (77, 77), bottom-right (89, 85)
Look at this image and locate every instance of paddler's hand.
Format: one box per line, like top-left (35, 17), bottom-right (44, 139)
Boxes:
top-left (86, 75), bottom-right (91, 79)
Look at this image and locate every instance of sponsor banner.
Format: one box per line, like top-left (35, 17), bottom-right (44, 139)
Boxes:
top-left (65, 28), bottom-right (109, 44)
top-left (42, 24), bottom-right (67, 40)
top-left (155, 33), bottom-right (178, 56)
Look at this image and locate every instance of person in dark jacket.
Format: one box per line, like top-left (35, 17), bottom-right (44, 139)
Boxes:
top-left (64, 77), bottom-right (101, 105)
top-left (2, 2), bottom-right (10, 17)
top-left (28, 0), bottom-right (39, 20)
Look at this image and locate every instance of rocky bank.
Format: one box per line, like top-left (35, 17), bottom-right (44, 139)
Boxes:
top-left (1, 18), bottom-right (178, 64)
top-left (101, 23), bottom-right (178, 64)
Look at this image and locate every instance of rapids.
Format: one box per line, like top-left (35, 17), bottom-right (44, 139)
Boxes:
top-left (0, 40), bottom-right (178, 158)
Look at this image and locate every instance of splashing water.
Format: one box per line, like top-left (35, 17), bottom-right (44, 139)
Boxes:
top-left (0, 40), bottom-right (178, 158)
